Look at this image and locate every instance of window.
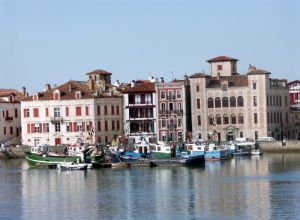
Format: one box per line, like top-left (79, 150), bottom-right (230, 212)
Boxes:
top-left (112, 121), bottom-right (115, 130)
top-left (222, 84), bottom-right (227, 91)
top-left (215, 97), bottom-right (221, 108)
top-left (34, 123), bottom-right (40, 133)
top-left (230, 97), bottom-right (236, 107)
top-left (270, 96), bottom-right (272, 106)
top-left (162, 134), bottom-right (167, 142)
top-left (168, 91), bottom-right (174, 100)
top-left (267, 96), bottom-right (269, 106)
top-left (253, 96), bottom-right (257, 106)
top-left (66, 122), bottom-right (71, 132)
top-left (55, 122), bottom-right (61, 132)
top-left (240, 132), bottom-right (243, 138)
top-left (217, 65), bottom-right (223, 70)
top-left (253, 82), bottom-right (257, 90)
top-left (208, 98), bottom-right (214, 108)
top-left (177, 91), bottom-right (182, 98)
top-left (222, 97), bottom-right (228, 107)
top-left (117, 106), bottom-right (119, 115)
top-left (216, 115), bottom-right (221, 125)
top-left (104, 106), bottom-right (107, 115)
top-left (279, 96), bottom-right (282, 106)
top-left (160, 91), bottom-right (166, 99)
top-left (54, 107), bottom-right (61, 117)
top-left (117, 121), bottom-right (120, 130)
top-left (3, 127), bottom-right (6, 135)
top-left (46, 123), bottom-right (49, 133)
top-left (285, 96), bottom-right (288, 106)
top-left (75, 107), bottom-right (81, 116)
top-left (208, 115), bottom-right (214, 125)
top-left (86, 106), bottom-right (89, 116)
top-left (33, 108), bottom-right (39, 117)
top-left (196, 85), bottom-right (200, 92)
top-left (223, 115), bottom-right (229, 124)
top-left (286, 112), bottom-right (289, 123)
top-left (169, 103), bottom-right (174, 111)
top-left (105, 121), bottom-right (108, 131)
top-left (177, 102), bottom-right (182, 111)
top-left (178, 118), bottom-right (182, 127)
top-left (237, 96), bottom-right (243, 107)
top-left (197, 99), bottom-right (200, 109)
top-left (161, 117), bottom-right (166, 128)
top-left (15, 108), bottom-right (18, 118)
top-left (97, 121), bottom-right (101, 131)
top-left (161, 103), bottom-right (166, 112)
top-left (238, 114), bottom-right (244, 124)
top-left (254, 113), bottom-right (258, 124)
top-left (129, 94), bottom-right (135, 104)
top-left (97, 106), bottom-right (100, 115)
top-left (231, 114), bottom-right (236, 124)
top-left (255, 131), bottom-right (258, 140)
top-left (197, 115), bottom-right (201, 126)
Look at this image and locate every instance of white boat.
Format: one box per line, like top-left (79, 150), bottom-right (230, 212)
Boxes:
top-left (57, 161), bottom-right (89, 171)
top-left (233, 138), bottom-right (254, 156)
top-left (150, 141), bottom-right (172, 158)
top-left (186, 140), bottom-right (206, 156)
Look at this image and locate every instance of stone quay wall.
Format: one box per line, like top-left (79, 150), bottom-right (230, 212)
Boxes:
top-left (258, 141), bottom-right (300, 152)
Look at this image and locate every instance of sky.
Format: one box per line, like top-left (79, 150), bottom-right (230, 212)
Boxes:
top-left (0, 0), bottom-right (299, 93)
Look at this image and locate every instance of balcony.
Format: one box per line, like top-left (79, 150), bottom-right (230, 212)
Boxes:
top-left (50, 117), bottom-right (64, 124)
top-left (5, 116), bottom-right (13, 122)
top-left (159, 110), bottom-right (183, 115)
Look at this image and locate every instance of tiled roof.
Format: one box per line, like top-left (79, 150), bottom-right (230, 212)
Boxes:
top-left (189, 73), bottom-right (210, 78)
top-left (86, 69), bottom-right (112, 75)
top-left (122, 81), bottom-right (155, 93)
top-left (288, 80), bottom-right (300, 85)
top-left (207, 56), bottom-right (239, 63)
top-left (247, 69), bottom-right (270, 75)
top-left (207, 75), bottom-right (248, 88)
top-left (22, 80), bottom-right (94, 101)
top-left (0, 89), bottom-right (24, 102)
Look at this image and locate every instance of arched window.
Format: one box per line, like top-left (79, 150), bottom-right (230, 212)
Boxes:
top-left (222, 97), bottom-right (229, 107)
top-left (215, 97), bottom-right (221, 108)
top-left (231, 114), bottom-right (236, 124)
top-left (238, 114), bottom-right (244, 124)
top-left (223, 114), bottom-right (229, 124)
top-left (208, 115), bottom-right (214, 125)
top-left (208, 98), bottom-right (214, 108)
top-left (230, 96), bottom-right (236, 107)
top-left (237, 96), bottom-right (244, 107)
top-left (216, 114), bottom-right (222, 125)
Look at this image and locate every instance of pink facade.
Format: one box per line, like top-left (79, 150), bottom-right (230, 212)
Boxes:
top-left (289, 80), bottom-right (300, 105)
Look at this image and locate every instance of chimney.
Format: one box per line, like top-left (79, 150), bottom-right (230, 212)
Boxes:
top-left (248, 64), bottom-right (256, 72)
top-left (22, 86), bottom-right (27, 97)
top-left (149, 76), bottom-right (155, 83)
top-left (131, 80), bottom-right (136, 88)
top-left (44, 84), bottom-right (51, 92)
top-left (115, 80), bottom-right (120, 87)
top-left (88, 79), bottom-right (95, 91)
top-left (69, 84), bottom-right (72, 92)
top-left (160, 77), bottom-right (164, 83)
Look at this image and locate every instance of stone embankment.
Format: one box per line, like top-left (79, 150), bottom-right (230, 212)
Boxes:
top-left (258, 141), bottom-right (300, 152)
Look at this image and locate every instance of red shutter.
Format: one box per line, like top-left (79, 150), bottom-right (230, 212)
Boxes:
top-left (66, 107), bottom-right (69, 116)
top-left (76, 107), bottom-right (81, 116)
top-left (27, 124), bottom-right (30, 133)
top-left (89, 122), bottom-right (92, 131)
top-left (73, 122), bottom-right (77, 132)
top-left (43, 123), bottom-right (46, 133)
top-left (33, 108), bottom-right (39, 117)
top-left (82, 122), bottom-right (85, 131)
top-left (70, 122), bottom-right (73, 132)
top-left (85, 106), bottom-right (89, 116)
top-left (23, 109), bottom-right (27, 118)
top-left (31, 124), bottom-right (34, 133)
top-left (45, 108), bottom-right (49, 117)
top-left (39, 124), bottom-right (42, 133)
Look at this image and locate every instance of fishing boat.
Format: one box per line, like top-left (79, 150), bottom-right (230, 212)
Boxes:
top-left (25, 145), bottom-right (80, 167)
top-left (186, 140), bottom-right (206, 156)
top-left (251, 142), bottom-right (263, 155)
top-left (150, 142), bottom-right (172, 159)
top-left (111, 153), bottom-right (131, 168)
top-left (180, 154), bottom-right (205, 166)
top-left (204, 142), bottom-right (228, 160)
top-left (233, 138), bottom-right (253, 156)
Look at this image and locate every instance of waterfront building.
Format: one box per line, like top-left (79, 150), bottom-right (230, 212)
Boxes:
top-left (155, 77), bottom-right (191, 142)
top-left (21, 70), bottom-right (123, 147)
top-left (121, 78), bottom-right (157, 143)
top-left (189, 56), bottom-right (291, 141)
top-left (288, 80), bottom-right (300, 139)
top-left (0, 88), bottom-right (24, 144)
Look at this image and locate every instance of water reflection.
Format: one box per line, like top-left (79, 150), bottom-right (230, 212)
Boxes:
top-left (0, 154), bottom-right (300, 219)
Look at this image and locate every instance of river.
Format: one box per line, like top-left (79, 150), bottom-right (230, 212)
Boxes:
top-left (0, 153), bottom-right (300, 220)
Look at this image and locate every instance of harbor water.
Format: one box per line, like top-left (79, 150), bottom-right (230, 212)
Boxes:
top-left (1, 154), bottom-right (300, 220)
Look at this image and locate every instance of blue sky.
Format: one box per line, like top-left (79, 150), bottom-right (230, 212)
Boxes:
top-left (1, 0), bottom-right (299, 93)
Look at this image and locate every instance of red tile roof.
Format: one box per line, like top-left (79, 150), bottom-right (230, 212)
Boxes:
top-left (0, 89), bottom-right (24, 102)
top-left (122, 81), bottom-right (155, 93)
top-left (247, 69), bottom-right (271, 75)
top-left (207, 75), bottom-right (248, 88)
top-left (86, 69), bottom-right (112, 75)
top-left (207, 56), bottom-right (239, 63)
top-left (189, 73), bottom-right (210, 78)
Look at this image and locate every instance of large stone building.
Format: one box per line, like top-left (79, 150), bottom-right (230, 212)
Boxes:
top-left (189, 56), bottom-right (291, 141)
top-left (21, 70), bottom-right (123, 147)
top-left (288, 80), bottom-right (300, 139)
top-left (155, 77), bottom-right (191, 142)
top-left (0, 89), bottom-right (24, 144)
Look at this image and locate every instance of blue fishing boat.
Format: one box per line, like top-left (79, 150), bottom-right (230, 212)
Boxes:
top-left (204, 142), bottom-right (228, 160)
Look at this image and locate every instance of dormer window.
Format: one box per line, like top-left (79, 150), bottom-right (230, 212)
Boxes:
top-left (9, 95), bottom-right (15, 102)
top-left (75, 91), bottom-right (82, 99)
top-left (33, 94), bottom-right (39, 101)
top-left (53, 90), bottom-right (60, 100)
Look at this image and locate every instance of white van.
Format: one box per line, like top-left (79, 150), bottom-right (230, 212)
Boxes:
top-left (258, 137), bottom-right (276, 141)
